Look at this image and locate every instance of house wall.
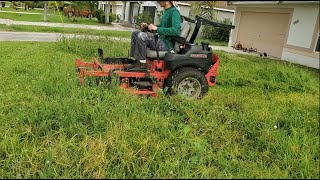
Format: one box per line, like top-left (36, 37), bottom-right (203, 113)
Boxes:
top-left (154, 2), bottom-right (191, 25)
top-left (141, 1), bottom-right (155, 7)
top-left (229, 3), bottom-right (319, 69)
top-left (282, 49), bottom-right (319, 68)
top-left (178, 4), bottom-right (190, 17)
top-left (282, 4), bottom-right (319, 69)
top-left (286, 5), bottom-right (319, 48)
top-left (229, 6), bottom-right (293, 49)
top-left (217, 10), bottom-right (234, 21)
top-left (116, 5), bottom-right (122, 19)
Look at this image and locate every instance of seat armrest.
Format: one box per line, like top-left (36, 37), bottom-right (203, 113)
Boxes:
top-left (168, 36), bottom-right (187, 44)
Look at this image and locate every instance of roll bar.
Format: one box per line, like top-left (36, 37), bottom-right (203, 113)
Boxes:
top-left (181, 15), bottom-right (235, 44)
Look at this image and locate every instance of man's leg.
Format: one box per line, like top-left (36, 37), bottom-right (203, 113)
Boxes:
top-left (126, 32), bottom-right (168, 70)
top-left (147, 39), bottom-right (168, 52)
top-left (130, 31), bottom-right (140, 58)
top-left (130, 32), bottom-right (156, 61)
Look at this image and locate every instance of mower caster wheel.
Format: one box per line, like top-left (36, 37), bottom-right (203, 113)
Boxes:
top-left (165, 67), bottom-right (208, 100)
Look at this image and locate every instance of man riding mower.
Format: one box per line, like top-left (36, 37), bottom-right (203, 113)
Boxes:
top-left (75, 15), bottom-right (235, 99)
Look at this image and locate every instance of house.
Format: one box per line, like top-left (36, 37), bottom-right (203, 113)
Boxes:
top-left (228, 1), bottom-right (319, 69)
top-left (196, 7), bottom-right (235, 38)
top-left (97, 1), bottom-right (191, 24)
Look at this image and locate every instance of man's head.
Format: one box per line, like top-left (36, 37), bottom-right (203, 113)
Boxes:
top-left (157, 1), bottom-right (173, 8)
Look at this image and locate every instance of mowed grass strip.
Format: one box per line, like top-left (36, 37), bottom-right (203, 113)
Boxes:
top-left (0, 37), bottom-right (318, 179)
top-left (0, 24), bottom-right (132, 39)
top-left (0, 11), bottom-right (102, 25)
top-left (0, 24), bottom-right (228, 46)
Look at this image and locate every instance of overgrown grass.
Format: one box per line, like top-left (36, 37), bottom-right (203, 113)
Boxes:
top-left (195, 38), bottom-right (228, 46)
top-left (0, 24), bottom-right (132, 38)
top-left (0, 11), bottom-right (101, 25)
top-left (0, 37), bottom-right (318, 179)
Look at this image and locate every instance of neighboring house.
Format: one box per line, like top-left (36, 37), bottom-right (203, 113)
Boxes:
top-left (214, 7), bottom-right (235, 21)
top-left (97, 1), bottom-right (191, 24)
top-left (197, 7), bottom-right (235, 38)
top-left (228, 1), bottom-right (319, 69)
top-left (97, 1), bottom-right (122, 21)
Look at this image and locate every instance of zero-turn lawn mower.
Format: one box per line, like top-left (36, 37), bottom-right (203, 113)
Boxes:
top-left (75, 15), bottom-right (235, 99)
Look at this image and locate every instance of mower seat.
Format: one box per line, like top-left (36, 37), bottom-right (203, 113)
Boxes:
top-left (146, 21), bottom-right (191, 59)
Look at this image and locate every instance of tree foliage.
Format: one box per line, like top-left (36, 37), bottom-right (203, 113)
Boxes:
top-left (202, 18), bottom-right (232, 42)
top-left (190, 1), bottom-right (232, 42)
top-left (190, 1), bottom-right (217, 21)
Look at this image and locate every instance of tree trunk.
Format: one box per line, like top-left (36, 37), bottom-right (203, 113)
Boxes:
top-left (89, 1), bottom-right (92, 20)
top-left (44, 1), bottom-right (48, 22)
top-left (105, 1), bottom-right (110, 24)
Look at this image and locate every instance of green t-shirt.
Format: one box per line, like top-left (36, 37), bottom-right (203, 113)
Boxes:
top-left (157, 6), bottom-right (181, 51)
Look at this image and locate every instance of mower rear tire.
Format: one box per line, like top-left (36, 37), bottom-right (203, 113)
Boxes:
top-left (165, 67), bottom-right (209, 99)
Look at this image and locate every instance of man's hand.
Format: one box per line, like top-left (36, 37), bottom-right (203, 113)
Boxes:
top-left (140, 22), bottom-right (148, 29)
top-left (148, 24), bottom-right (157, 31)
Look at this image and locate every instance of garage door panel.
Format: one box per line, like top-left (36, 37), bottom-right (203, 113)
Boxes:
top-left (238, 11), bottom-right (290, 58)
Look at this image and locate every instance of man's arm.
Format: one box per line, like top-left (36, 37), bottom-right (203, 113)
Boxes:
top-left (156, 11), bottom-right (181, 36)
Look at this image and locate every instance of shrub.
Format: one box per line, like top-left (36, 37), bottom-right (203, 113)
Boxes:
top-left (109, 13), bottom-right (117, 23)
top-left (134, 12), bottom-right (153, 27)
top-left (202, 18), bottom-right (232, 42)
top-left (94, 9), bottom-right (117, 23)
top-left (33, 1), bottom-right (44, 8)
top-left (94, 9), bottom-right (104, 23)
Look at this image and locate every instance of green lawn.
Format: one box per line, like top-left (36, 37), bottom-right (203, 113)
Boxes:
top-left (0, 1), bottom-right (60, 14)
top-left (0, 6), bottom-right (45, 14)
top-left (0, 24), bottom-right (132, 39)
top-left (0, 38), bottom-right (318, 178)
top-left (0, 24), bottom-right (228, 46)
top-left (0, 11), bottom-right (103, 25)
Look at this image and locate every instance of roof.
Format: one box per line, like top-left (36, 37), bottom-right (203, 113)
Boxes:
top-left (176, 2), bottom-right (191, 6)
top-left (214, 7), bottom-right (235, 13)
top-left (228, 1), bottom-right (320, 5)
top-left (215, 1), bottom-right (235, 10)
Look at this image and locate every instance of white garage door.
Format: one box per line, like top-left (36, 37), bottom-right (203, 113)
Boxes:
top-left (237, 11), bottom-right (290, 58)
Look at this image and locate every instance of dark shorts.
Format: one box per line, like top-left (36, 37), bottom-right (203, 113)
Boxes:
top-left (130, 31), bottom-right (168, 60)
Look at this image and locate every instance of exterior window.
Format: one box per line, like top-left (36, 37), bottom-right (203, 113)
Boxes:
top-left (316, 33), bottom-right (320, 52)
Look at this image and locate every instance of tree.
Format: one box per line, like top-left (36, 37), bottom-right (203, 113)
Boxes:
top-left (190, 1), bottom-right (233, 42)
top-left (190, 1), bottom-right (217, 21)
top-left (104, 1), bottom-right (110, 24)
top-left (44, 1), bottom-right (48, 22)
top-left (67, 1), bottom-right (88, 22)
top-left (103, 1), bottom-right (117, 24)
top-left (88, 1), bottom-right (98, 20)
top-left (24, 1), bottom-right (32, 11)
